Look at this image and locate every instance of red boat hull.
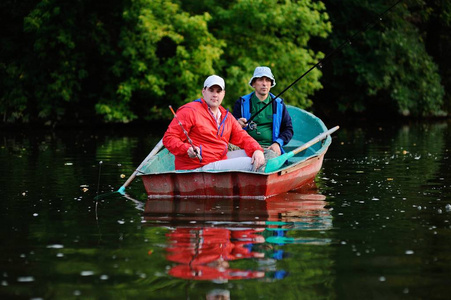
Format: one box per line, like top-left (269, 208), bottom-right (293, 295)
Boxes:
top-left (140, 151), bottom-right (326, 199)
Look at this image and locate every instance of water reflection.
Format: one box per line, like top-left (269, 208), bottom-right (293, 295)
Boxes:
top-left (165, 227), bottom-right (266, 281)
top-left (139, 185), bottom-right (333, 282)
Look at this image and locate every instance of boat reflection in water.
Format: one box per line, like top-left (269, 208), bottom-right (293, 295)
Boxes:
top-left (142, 184), bottom-right (332, 281)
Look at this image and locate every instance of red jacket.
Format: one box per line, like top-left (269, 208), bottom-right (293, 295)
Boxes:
top-left (163, 99), bottom-right (263, 170)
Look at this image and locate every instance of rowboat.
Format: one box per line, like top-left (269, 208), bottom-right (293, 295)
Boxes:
top-left (136, 105), bottom-right (334, 199)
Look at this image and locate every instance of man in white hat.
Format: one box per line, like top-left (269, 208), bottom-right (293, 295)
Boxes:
top-left (232, 66), bottom-right (293, 157)
top-left (163, 75), bottom-right (265, 171)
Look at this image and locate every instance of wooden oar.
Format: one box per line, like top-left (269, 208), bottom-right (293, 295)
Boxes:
top-left (264, 126), bottom-right (339, 173)
top-left (117, 139), bottom-right (164, 194)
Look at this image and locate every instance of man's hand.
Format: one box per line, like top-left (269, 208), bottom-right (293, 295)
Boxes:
top-left (237, 118), bottom-right (247, 128)
top-left (251, 150), bottom-right (265, 171)
top-left (267, 142), bottom-right (281, 156)
top-left (187, 146), bottom-right (201, 160)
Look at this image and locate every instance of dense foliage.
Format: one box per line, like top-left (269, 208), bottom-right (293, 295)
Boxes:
top-left (0, 0), bottom-right (449, 125)
top-left (317, 0), bottom-right (448, 118)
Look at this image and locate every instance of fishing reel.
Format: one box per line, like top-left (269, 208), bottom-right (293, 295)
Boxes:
top-left (247, 121), bottom-right (261, 135)
top-left (248, 121), bottom-right (258, 131)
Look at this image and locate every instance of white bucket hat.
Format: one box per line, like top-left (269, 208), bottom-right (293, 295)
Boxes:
top-left (249, 66), bottom-right (276, 88)
top-left (204, 75), bottom-right (225, 90)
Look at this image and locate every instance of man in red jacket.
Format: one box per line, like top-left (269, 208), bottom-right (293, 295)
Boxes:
top-left (163, 75), bottom-right (265, 171)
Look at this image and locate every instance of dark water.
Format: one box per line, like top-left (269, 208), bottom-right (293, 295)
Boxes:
top-left (0, 121), bottom-right (450, 299)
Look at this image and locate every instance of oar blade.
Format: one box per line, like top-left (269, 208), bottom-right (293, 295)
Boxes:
top-left (117, 186), bottom-right (126, 195)
top-left (264, 125), bottom-right (339, 173)
top-left (264, 152), bottom-right (294, 173)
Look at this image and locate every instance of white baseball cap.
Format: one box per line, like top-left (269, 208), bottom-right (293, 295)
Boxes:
top-left (249, 66), bottom-right (276, 87)
top-left (203, 75), bottom-right (225, 90)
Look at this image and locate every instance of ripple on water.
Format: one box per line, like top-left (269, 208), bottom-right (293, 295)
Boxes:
top-left (17, 276), bottom-right (35, 282)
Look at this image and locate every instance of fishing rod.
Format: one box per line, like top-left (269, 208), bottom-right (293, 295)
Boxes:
top-left (246, 0), bottom-right (402, 125)
top-left (169, 105), bottom-right (202, 162)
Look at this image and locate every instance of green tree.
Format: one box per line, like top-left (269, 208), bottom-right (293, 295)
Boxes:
top-left (100, 0), bottom-right (331, 122)
top-left (181, 0), bottom-right (332, 110)
top-left (317, 0), bottom-right (445, 117)
top-left (0, 0), bottom-right (332, 124)
top-left (97, 0), bottom-right (225, 122)
top-left (1, 0), bottom-right (38, 123)
top-left (421, 0), bottom-right (451, 115)
top-left (1, 0), bottom-right (123, 124)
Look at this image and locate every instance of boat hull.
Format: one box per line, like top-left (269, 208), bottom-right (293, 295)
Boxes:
top-left (140, 150), bottom-right (326, 199)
